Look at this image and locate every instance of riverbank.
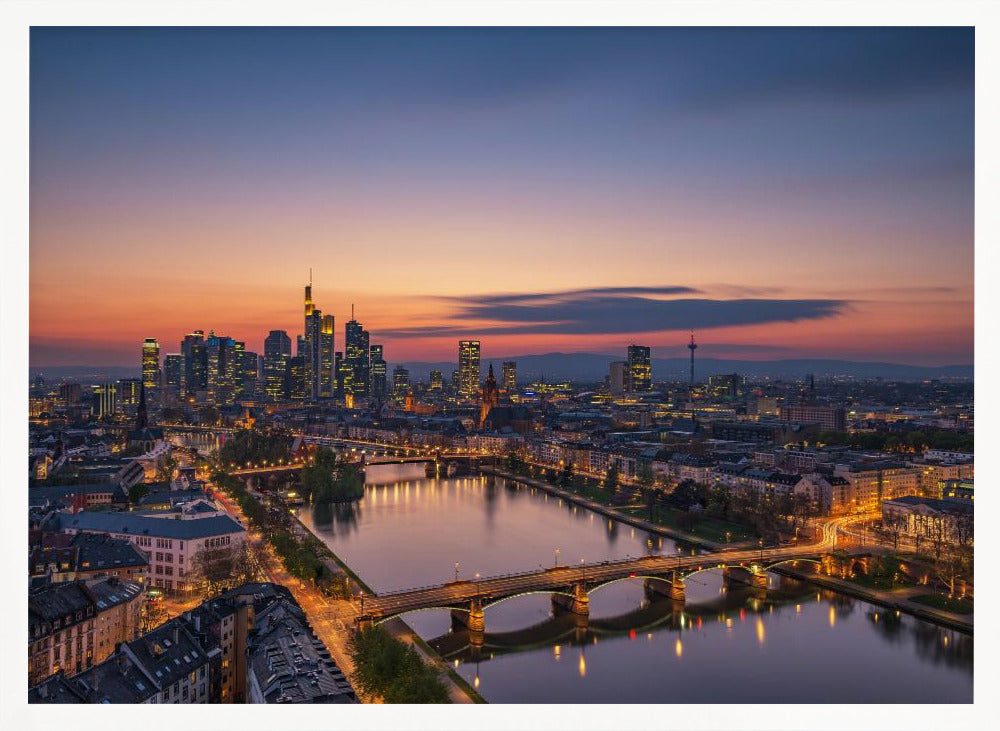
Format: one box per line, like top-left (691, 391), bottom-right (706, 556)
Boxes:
top-left (483, 467), bottom-right (732, 551)
top-left (770, 564), bottom-right (973, 634)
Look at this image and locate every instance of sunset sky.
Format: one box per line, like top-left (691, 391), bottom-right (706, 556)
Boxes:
top-left (29, 27), bottom-right (973, 367)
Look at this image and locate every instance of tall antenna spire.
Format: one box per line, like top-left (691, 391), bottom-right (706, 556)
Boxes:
top-left (309, 267), bottom-right (312, 286)
top-left (687, 330), bottom-right (698, 387)
top-left (351, 303), bottom-right (355, 320)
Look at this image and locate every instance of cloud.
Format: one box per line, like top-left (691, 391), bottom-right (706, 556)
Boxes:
top-left (448, 286), bottom-right (701, 306)
top-left (380, 289), bottom-right (848, 338)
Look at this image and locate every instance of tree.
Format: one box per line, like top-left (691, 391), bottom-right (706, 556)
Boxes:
top-left (666, 480), bottom-right (708, 512)
top-left (603, 463), bottom-right (620, 494)
top-left (934, 543), bottom-right (971, 598)
top-left (706, 483), bottom-right (732, 520)
top-left (128, 482), bottom-right (151, 506)
top-left (883, 511), bottom-right (906, 552)
top-left (140, 598), bottom-right (168, 634)
top-left (347, 626), bottom-right (450, 703)
top-left (187, 541), bottom-right (258, 598)
top-left (382, 663), bottom-right (451, 703)
top-left (303, 449), bottom-right (364, 504)
top-left (558, 461), bottom-right (575, 487)
top-left (155, 453), bottom-right (178, 483)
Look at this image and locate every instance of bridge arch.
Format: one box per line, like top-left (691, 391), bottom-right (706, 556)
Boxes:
top-left (372, 604), bottom-right (471, 625)
top-left (766, 558), bottom-right (822, 571)
top-left (586, 574), bottom-right (676, 595)
top-left (483, 589), bottom-right (576, 610)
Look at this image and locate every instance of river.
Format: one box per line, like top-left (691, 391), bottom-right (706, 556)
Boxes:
top-left (298, 466), bottom-right (972, 703)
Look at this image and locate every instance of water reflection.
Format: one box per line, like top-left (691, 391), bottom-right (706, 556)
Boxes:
top-left (299, 473), bottom-right (972, 703)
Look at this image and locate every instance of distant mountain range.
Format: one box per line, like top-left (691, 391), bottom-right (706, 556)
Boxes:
top-left (393, 353), bottom-right (973, 383)
top-left (30, 353), bottom-right (972, 385)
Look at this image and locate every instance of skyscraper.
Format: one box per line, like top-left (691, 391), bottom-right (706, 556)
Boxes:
top-left (609, 361), bottom-right (627, 395)
top-left (205, 332), bottom-right (238, 405)
top-left (458, 340), bottom-right (481, 400)
top-left (370, 344), bottom-right (387, 404)
top-left (263, 330), bottom-right (292, 401)
top-left (345, 311), bottom-right (370, 399)
top-left (141, 338), bottom-right (161, 402)
top-left (234, 342), bottom-right (259, 400)
top-left (285, 356), bottom-right (306, 401)
top-left (501, 361), bottom-right (517, 394)
top-left (318, 314), bottom-right (335, 399)
top-left (163, 354), bottom-right (183, 404)
top-left (627, 345), bottom-right (651, 393)
top-left (302, 281), bottom-right (325, 401)
top-left (429, 370), bottom-right (444, 391)
top-left (181, 331), bottom-right (207, 400)
top-left (117, 378), bottom-right (142, 413)
top-left (335, 351), bottom-right (348, 398)
top-left (392, 365), bottom-right (410, 404)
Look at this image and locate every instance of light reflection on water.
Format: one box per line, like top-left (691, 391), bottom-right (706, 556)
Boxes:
top-left (300, 472), bottom-right (973, 703)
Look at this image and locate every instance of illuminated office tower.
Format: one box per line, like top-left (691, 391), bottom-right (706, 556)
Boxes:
top-left (206, 332), bottom-right (238, 405)
top-left (429, 370), bottom-right (444, 391)
top-left (335, 351), bottom-right (349, 398)
top-left (393, 366), bottom-right (410, 405)
top-left (458, 340), bottom-right (481, 400)
top-left (117, 378), bottom-right (141, 413)
top-left (626, 345), bottom-right (652, 393)
top-left (163, 354), bottom-right (183, 404)
top-left (141, 338), bottom-right (161, 403)
top-left (302, 282), bottom-right (317, 399)
top-left (318, 314), bottom-right (336, 398)
top-left (93, 382), bottom-right (118, 419)
top-left (181, 331), bottom-right (207, 399)
top-left (263, 330), bottom-right (292, 401)
top-left (285, 356), bottom-right (306, 401)
top-left (344, 311), bottom-right (370, 398)
top-left (370, 344), bottom-right (387, 403)
top-left (235, 342), bottom-right (259, 399)
top-left (501, 361), bottom-right (517, 394)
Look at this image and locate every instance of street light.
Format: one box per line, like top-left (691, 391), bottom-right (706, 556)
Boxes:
top-left (475, 572), bottom-right (481, 596)
top-left (555, 548), bottom-right (560, 568)
top-left (454, 562), bottom-right (460, 583)
top-left (759, 538), bottom-right (764, 563)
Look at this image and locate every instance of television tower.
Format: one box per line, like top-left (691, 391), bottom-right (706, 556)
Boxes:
top-left (687, 331), bottom-right (698, 386)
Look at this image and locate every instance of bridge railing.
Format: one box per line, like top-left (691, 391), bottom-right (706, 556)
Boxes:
top-left (369, 555), bottom-right (683, 598)
top-left (368, 548), bottom-right (823, 600)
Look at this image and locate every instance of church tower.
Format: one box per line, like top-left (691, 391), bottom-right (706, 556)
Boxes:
top-left (479, 363), bottom-right (499, 427)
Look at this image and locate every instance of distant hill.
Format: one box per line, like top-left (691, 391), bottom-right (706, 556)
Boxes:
top-left (393, 353), bottom-right (973, 383)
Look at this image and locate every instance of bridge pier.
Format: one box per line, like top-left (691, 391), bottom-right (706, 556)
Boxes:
top-left (451, 597), bottom-right (485, 633)
top-left (644, 574), bottom-right (686, 603)
top-left (723, 565), bottom-right (768, 590)
top-left (551, 583), bottom-right (590, 619)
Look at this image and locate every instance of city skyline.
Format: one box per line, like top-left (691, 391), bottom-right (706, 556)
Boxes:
top-left (30, 27), bottom-right (973, 367)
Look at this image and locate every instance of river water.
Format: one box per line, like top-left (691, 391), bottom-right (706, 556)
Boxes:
top-left (299, 466), bottom-right (972, 703)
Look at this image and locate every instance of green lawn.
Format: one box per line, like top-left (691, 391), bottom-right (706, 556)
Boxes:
top-left (910, 593), bottom-right (974, 615)
top-left (627, 506), bottom-right (754, 544)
